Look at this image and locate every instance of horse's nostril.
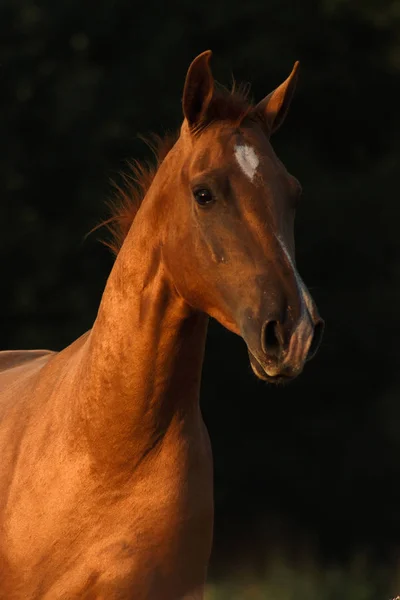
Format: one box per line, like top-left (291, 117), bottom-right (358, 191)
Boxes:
top-left (262, 320), bottom-right (283, 358)
top-left (307, 320), bottom-right (324, 360)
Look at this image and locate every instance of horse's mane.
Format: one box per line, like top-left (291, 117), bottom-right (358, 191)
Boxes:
top-left (99, 133), bottom-right (178, 255)
top-left (100, 83), bottom-right (253, 256)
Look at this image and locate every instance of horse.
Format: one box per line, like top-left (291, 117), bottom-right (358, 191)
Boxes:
top-left (0, 51), bottom-right (324, 599)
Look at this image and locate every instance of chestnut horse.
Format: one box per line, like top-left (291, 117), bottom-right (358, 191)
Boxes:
top-left (0, 51), bottom-right (323, 599)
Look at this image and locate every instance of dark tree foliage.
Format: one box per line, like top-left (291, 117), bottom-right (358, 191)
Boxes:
top-left (1, 0), bottom-right (400, 570)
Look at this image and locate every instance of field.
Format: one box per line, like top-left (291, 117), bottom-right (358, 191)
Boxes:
top-left (205, 557), bottom-right (400, 600)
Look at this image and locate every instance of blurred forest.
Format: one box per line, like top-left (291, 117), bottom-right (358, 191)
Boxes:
top-left (1, 0), bottom-right (400, 591)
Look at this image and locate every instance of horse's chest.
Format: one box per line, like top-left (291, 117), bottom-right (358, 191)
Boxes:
top-left (2, 424), bottom-right (213, 598)
top-left (106, 439), bottom-right (214, 562)
top-left (76, 440), bottom-right (214, 596)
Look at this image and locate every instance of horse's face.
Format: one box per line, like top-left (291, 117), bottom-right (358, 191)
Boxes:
top-left (163, 52), bottom-right (324, 383)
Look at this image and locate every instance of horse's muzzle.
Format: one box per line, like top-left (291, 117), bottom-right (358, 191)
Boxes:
top-left (246, 315), bottom-right (324, 383)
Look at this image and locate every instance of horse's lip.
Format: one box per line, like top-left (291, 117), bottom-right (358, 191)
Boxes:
top-left (248, 350), bottom-right (295, 385)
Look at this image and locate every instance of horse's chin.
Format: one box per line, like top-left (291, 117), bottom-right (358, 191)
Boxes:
top-left (248, 351), bottom-right (294, 385)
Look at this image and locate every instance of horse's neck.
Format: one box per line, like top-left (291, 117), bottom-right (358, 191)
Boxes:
top-left (77, 208), bottom-right (208, 469)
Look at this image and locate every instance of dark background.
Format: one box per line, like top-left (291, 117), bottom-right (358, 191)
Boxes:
top-left (1, 0), bottom-right (400, 581)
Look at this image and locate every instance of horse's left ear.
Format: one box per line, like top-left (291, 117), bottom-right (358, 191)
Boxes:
top-left (182, 50), bottom-right (214, 129)
top-left (254, 61), bottom-right (299, 135)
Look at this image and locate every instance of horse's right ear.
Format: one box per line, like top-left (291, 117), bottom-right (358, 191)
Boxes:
top-left (182, 50), bottom-right (214, 129)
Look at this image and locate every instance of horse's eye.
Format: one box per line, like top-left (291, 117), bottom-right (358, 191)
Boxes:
top-left (193, 187), bottom-right (214, 206)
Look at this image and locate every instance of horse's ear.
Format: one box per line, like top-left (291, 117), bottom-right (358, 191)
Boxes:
top-left (255, 61), bottom-right (299, 135)
top-left (182, 50), bottom-right (214, 129)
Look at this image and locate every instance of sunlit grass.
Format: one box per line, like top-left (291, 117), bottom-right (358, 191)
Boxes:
top-left (205, 557), bottom-right (400, 600)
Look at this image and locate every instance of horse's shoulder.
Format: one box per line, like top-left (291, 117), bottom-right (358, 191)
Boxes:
top-left (0, 349), bottom-right (55, 373)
